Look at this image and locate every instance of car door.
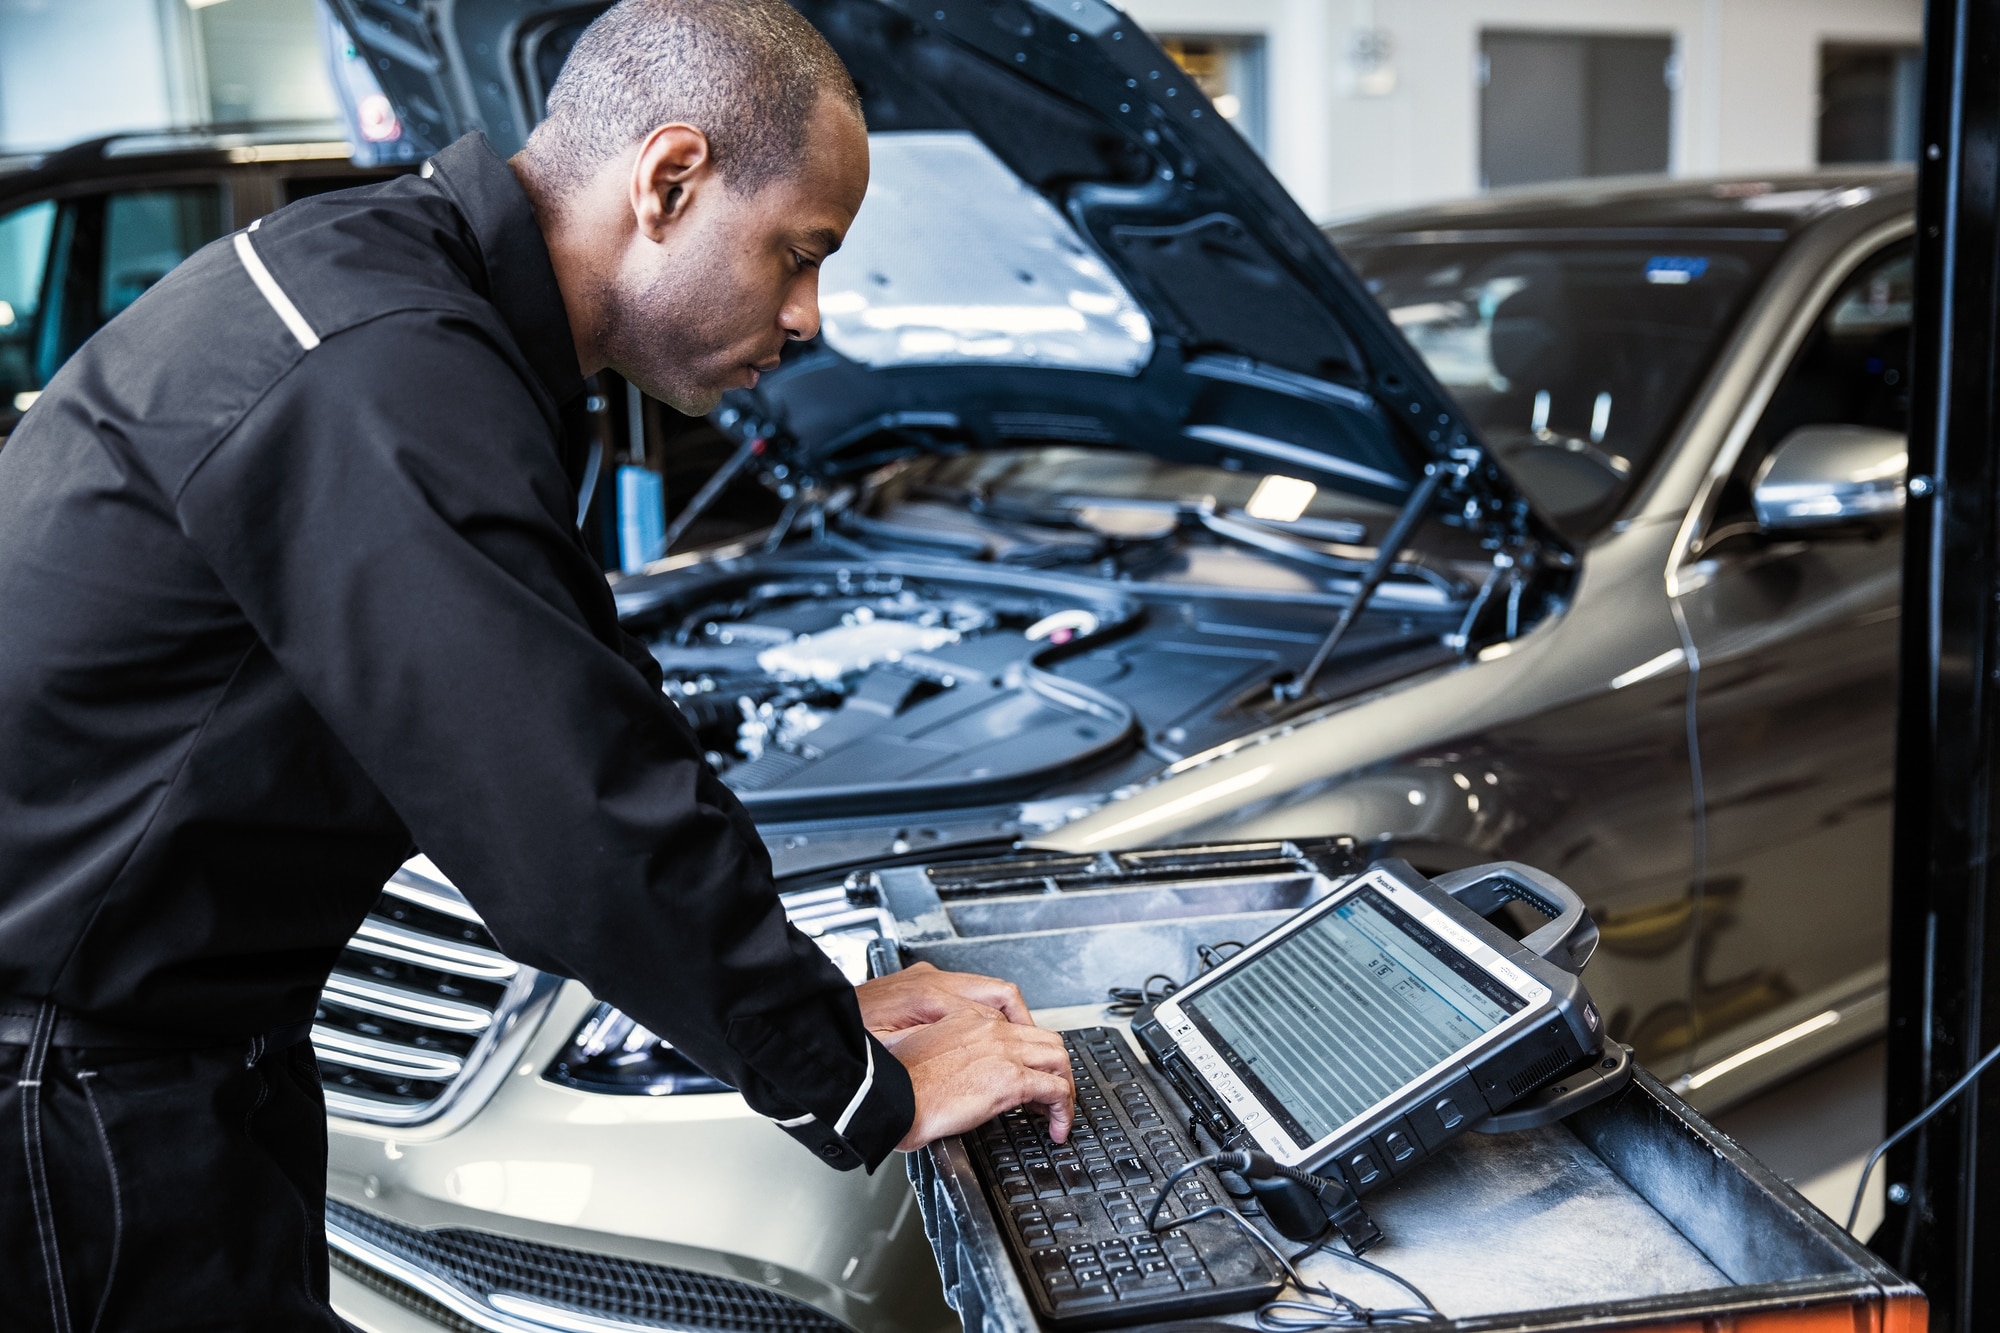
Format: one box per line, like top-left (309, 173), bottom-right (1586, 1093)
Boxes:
top-left (1671, 233), bottom-right (1912, 1100)
top-left (1, 178), bottom-right (228, 438)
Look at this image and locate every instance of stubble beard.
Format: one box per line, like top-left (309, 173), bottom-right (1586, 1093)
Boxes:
top-left (596, 263), bottom-right (737, 417)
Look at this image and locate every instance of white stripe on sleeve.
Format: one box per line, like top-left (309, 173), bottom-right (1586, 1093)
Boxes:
top-left (233, 231), bottom-right (319, 351)
top-left (832, 1040), bottom-right (876, 1138)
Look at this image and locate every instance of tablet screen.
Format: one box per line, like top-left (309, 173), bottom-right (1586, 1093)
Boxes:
top-left (1181, 885), bottom-right (1527, 1147)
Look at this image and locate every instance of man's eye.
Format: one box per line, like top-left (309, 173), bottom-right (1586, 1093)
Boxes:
top-left (792, 252), bottom-right (820, 272)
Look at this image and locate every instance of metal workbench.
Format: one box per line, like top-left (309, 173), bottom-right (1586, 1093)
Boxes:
top-left (860, 847), bottom-right (1928, 1333)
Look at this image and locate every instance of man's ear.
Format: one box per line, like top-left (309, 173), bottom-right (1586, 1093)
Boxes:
top-left (630, 123), bottom-right (713, 241)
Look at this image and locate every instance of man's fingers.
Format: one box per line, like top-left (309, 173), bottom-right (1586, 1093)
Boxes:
top-left (957, 974), bottom-right (1033, 1025)
top-left (1024, 1069), bottom-right (1075, 1142)
top-left (890, 1009), bottom-right (1082, 1150)
top-left (855, 967), bottom-right (1027, 1032)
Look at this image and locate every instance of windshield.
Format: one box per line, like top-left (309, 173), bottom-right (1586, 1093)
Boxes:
top-left (1336, 232), bottom-right (1785, 535)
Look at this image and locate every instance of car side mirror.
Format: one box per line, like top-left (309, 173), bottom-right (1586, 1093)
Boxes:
top-left (1752, 424), bottom-right (1907, 534)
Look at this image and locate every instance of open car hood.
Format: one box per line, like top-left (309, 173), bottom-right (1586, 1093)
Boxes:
top-left (326, 0), bottom-right (1541, 529)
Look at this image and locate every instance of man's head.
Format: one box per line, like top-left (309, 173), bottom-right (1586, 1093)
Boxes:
top-left (515, 0), bottom-right (868, 414)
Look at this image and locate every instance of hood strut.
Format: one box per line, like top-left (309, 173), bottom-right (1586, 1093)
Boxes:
top-left (1276, 464), bottom-right (1449, 704)
top-left (663, 435), bottom-right (765, 556)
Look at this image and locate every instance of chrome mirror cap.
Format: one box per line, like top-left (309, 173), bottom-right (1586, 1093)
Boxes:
top-left (1752, 424), bottom-right (1908, 532)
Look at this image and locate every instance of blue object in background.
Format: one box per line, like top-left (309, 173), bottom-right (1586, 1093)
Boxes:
top-left (1644, 255), bottom-right (1710, 285)
top-left (617, 465), bottom-right (667, 574)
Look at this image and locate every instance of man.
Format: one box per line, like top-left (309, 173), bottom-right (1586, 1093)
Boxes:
top-left (0, 0), bottom-right (1073, 1326)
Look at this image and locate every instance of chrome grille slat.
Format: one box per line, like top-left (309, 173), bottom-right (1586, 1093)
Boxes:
top-left (322, 862), bottom-right (889, 1130)
top-left (313, 1027), bottom-right (465, 1080)
top-left (322, 971), bottom-right (495, 1032)
top-left (383, 869), bottom-right (486, 923)
top-left (347, 918), bottom-right (519, 980)
top-left (318, 857), bottom-right (557, 1131)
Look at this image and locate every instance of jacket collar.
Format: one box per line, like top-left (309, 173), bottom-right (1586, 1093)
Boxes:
top-left (425, 132), bottom-right (585, 408)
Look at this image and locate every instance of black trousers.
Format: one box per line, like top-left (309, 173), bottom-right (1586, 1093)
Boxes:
top-left (0, 1007), bottom-right (349, 1332)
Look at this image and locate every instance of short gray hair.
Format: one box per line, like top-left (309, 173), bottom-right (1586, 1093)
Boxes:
top-left (521, 0), bottom-right (861, 195)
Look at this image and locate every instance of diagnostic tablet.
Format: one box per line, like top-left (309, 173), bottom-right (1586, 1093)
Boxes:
top-left (1146, 859), bottom-right (1608, 1189)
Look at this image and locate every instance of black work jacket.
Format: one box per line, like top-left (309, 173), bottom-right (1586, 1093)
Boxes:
top-left (0, 133), bottom-right (911, 1171)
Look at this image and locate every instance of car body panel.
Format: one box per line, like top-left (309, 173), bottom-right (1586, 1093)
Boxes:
top-left (1040, 182), bottom-right (1914, 1101)
top-left (327, 979), bottom-right (954, 1333)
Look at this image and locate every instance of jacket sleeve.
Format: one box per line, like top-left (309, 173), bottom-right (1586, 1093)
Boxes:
top-left (173, 310), bottom-right (911, 1171)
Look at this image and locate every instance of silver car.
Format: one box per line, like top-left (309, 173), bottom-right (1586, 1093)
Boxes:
top-left (321, 0), bottom-right (1911, 1329)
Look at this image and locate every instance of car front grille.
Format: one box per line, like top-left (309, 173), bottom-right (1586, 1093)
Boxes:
top-left (327, 1198), bottom-right (849, 1333)
top-left (315, 858), bottom-right (560, 1129)
top-left (318, 863), bottom-right (893, 1127)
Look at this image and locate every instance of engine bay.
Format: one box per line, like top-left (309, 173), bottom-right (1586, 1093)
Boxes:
top-left (610, 447), bottom-right (1557, 821)
top-left (627, 565), bottom-right (1144, 819)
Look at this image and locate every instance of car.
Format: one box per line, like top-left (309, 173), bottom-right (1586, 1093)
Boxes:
top-left (297, 2), bottom-right (1909, 1330)
top-left (0, 126), bottom-right (403, 441)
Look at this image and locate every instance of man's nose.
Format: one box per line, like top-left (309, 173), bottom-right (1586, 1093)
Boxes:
top-left (781, 281), bottom-right (821, 343)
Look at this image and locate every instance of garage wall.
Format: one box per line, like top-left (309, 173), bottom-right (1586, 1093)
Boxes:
top-left (1121, 0), bottom-right (1923, 222)
top-left (0, 0), bottom-right (192, 153)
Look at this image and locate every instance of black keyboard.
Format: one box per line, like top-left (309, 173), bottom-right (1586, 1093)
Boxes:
top-left (967, 1027), bottom-right (1286, 1328)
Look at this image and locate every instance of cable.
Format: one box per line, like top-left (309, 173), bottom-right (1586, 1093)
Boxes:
top-left (1196, 940), bottom-right (1247, 971)
top-left (1107, 941), bottom-right (1247, 1015)
top-left (1142, 1155), bottom-right (1439, 1326)
top-left (1291, 1223), bottom-right (1338, 1264)
top-left (1320, 1246), bottom-right (1442, 1316)
top-left (1106, 973), bottom-right (1179, 1017)
top-left (1846, 1038), bottom-right (2000, 1232)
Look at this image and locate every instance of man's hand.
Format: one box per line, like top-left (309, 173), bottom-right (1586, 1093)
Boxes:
top-left (891, 1008), bottom-right (1076, 1151)
top-left (856, 961), bottom-right (1033, 1045)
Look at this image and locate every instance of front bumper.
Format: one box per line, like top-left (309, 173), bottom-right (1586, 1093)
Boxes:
top-left (326, 980), bottom-right (953, 1333)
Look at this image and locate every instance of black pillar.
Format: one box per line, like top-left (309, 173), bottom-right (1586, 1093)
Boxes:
top-left (1880, 0), bottom-right (2000, 1322)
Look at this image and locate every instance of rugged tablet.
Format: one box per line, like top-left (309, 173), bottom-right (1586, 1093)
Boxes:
top-left (1136, 859), bottom-right (1622, 1195)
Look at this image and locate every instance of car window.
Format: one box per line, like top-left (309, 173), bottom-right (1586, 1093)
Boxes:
top-left (1339, 233), bottom-right (1784, 538)
top-left (1710, 239), bottom-right (1912, 527)
top-left (98, 188), bottom-right (225, 322)
top-left (32, 184), bottom-right (224, 388)
top-left (0, 200), bottom-right (56, 412)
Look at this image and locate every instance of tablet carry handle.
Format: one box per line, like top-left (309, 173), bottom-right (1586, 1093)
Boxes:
top-left (1430, 861), bottom-right (1600, 975)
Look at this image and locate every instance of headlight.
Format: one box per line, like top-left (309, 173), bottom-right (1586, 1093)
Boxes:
top-left (544, 890), bottom-right (892, 1096)
top-left (544, 1002), bottom-right (732, 1096)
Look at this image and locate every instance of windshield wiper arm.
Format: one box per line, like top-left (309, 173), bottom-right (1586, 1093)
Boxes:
top-left (1276, 464), bottom-right (1448, 703)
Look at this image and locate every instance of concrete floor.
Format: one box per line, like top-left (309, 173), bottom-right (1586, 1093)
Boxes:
top-left (1711, 1040), bottom-right (1886, 1239)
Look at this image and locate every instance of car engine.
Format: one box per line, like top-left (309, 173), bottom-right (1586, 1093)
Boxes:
top-left (643, 572), bottom-right (1111, 794)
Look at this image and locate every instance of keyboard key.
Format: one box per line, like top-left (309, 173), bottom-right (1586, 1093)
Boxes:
top-left (977, 1027), bottom-right (1281, 1323)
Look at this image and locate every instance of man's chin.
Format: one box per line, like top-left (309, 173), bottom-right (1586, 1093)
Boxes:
top-left (623, 376), bottom-right (723, 418)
